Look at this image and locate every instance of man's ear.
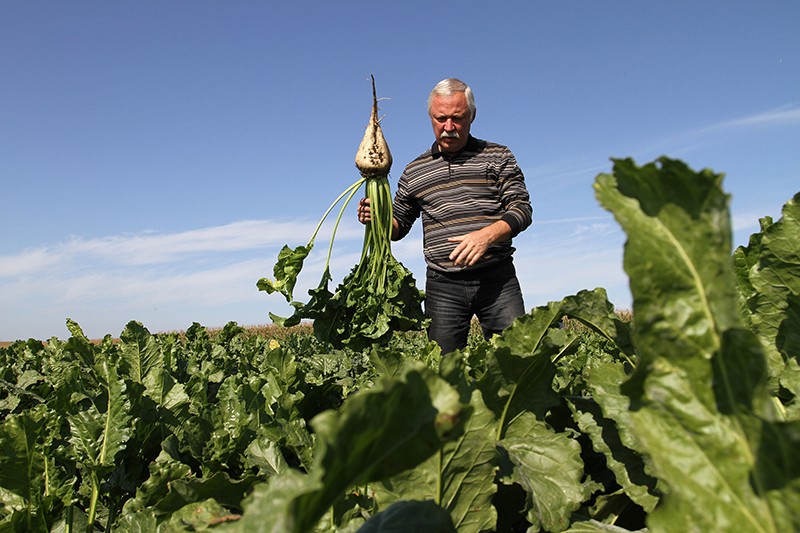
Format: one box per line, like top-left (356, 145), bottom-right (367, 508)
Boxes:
top-left (471, 109), bottom-right (477, 123)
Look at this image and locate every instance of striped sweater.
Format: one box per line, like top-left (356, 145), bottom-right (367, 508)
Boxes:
top-left (393, 135), bottom-right (533, 273)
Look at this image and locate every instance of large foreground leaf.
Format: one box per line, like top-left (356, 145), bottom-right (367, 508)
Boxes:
top-left (595, 157), bottom-right (800, 532)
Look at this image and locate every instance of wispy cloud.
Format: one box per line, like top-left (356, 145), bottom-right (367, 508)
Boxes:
top-left (640, 104), bottom-right (800, 158)
top-left (61, 219), bottom-right (355, 266)
top-left (1, 212), bottom-right (632, 340)
top-left (1, 214), bottom-right (632, 340)
top-left (522, 104), bottom-right (800, 202)
top-left (0, 218), bottom-right (367, 278)
top-left (534, 215), bottom-right (612, 226)
top-left (0, 248), bottom-right (62, 277)
top-left (0, 217), bottom-right (372, 338)
top-left (707, 105), bottom-right (800, 131)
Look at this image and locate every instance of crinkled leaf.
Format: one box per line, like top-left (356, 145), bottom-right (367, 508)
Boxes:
top-left (569, 361), bottom-right (659, 512)
top-left (310, 258), bottom-right (426, 351)
top-left (733, 193), bottom-right (800, 384)
top-left (779, 358), bottom-right (800, 420)
top-left (163, 498), bottom-right (238, 529)
top-left (257, 243), bottom-right (314, 301)
top-left (500, 412), bottom-right (600, 533)
top-left (270, 268), bottom-right (334, 329)
top-left (559, 288), bottom-right (636, 361)
top-left (119, 321), bottom-right (160, 385)
top-left (563, 519), bottom-right (646, 532)
top-left (119, 321), bottom-right (188, 416)
top-left (244, 436), bottom-right (290, 477)
top-left (151, 471), bottom-right (258, 516)
top-left (122, 448), bottom-right (193, 515)
top-left (111, 509), bottom-right (159, 532)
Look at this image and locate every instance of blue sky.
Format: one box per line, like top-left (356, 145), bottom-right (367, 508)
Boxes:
top-left (2, 1), bottom-right (798, 340)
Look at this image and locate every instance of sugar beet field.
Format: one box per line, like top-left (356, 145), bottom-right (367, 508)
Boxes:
top-left (1, 158), bottom-right (799, 532)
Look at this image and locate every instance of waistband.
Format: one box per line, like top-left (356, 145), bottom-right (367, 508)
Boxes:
top-left (427, 257), bottom-right (516, 281)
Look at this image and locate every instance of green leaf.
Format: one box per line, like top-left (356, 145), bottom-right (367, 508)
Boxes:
top-left (480, 307), bottom-right (563, 436)
top-left (0, 406), bottom-right (46, 502)
top-left (151, 472), bottom-right (258, 516)
top-left (64, 318), bottom-right (97, 369)
top-left (574, 359), bottom-right (659, 512)
top-left (779, 359), bottom-right (800, 420)
top-left (257, 243), bottom-right (314, 301)
top-left (229, 470), bottom-right (320, 533)
top-left (111, 508), bottom-right (158, 532)
top-left (596, 158), bottom-right (739, 368)
top-left (121, 448), bottom-right (192, 515)
top-left (237, 363), bottom-right (467, 532)
top-left (500, 412), bottom-right (600, 533)
top-left (119, 321), bottom-right (160, 385)
top-left (257, 174), bottom-right (426, 349)
top-left (163, 498), bottom-right (238, 529)
top-left (67, 357), bottom-right (132, 472)
top-left (307, 257), bottom-right (427, 351)
top-left (563, 518), bottom-right (647, 532)
top-left (244, 436), bottom-right (290, 477)
top-left (373, 389), bottom-right (498, 533)
top-left (559, 288), bottom-right (636, 361)
top-left (595, 157), bottom-right (800, 532)
top-left (733, 193), bottom-right (800, 385)
top-left (118, 322), bottom-right (192, 437)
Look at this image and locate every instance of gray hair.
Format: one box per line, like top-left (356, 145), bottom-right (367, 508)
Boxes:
top-left (427, 78), bottom-right (476, 121)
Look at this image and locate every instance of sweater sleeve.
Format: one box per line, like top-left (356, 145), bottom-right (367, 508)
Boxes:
top-left (497, 149), bottom-right (533, 237)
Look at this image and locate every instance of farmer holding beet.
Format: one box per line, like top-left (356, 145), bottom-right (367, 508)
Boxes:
top-left (358, 78), bottom-right (532, 354)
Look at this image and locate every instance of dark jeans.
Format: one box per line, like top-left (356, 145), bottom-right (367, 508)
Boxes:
top-left (425, 259), bottom-right (525, 354)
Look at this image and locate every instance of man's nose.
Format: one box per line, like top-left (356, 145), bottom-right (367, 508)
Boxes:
top-left (444, 119), bottom-right (455, 130)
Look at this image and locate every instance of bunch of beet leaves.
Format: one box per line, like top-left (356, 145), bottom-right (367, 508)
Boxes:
top-left (257, 76), bottom-right (427, 350)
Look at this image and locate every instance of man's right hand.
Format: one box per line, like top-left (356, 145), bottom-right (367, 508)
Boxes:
top-left (357, 197), bottom-right (372, 224)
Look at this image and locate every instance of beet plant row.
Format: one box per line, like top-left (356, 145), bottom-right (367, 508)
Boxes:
top-left (1, 158), bottom-right (798, 532)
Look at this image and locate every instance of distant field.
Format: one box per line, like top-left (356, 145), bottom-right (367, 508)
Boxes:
top-left (0, 315), bottom-right (621, 350)
top-left (0, 322), bottom-right (318, 349)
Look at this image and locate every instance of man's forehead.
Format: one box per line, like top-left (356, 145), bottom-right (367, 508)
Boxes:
top-left (430, 93), bottom-right (469, 115)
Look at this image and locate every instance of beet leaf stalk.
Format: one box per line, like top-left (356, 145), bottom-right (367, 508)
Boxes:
top-left (257, 76), bottom-right (426, 350)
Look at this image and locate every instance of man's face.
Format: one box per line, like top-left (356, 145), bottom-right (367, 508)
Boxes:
top-left (429, 92), bottom-right (473, 154)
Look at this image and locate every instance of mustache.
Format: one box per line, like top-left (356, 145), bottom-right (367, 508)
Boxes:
top-left (440, 130), bottom-right (460, 139)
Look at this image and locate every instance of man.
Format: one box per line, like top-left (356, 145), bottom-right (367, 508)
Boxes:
top-left (357, 78), bottom-right (532, 354)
